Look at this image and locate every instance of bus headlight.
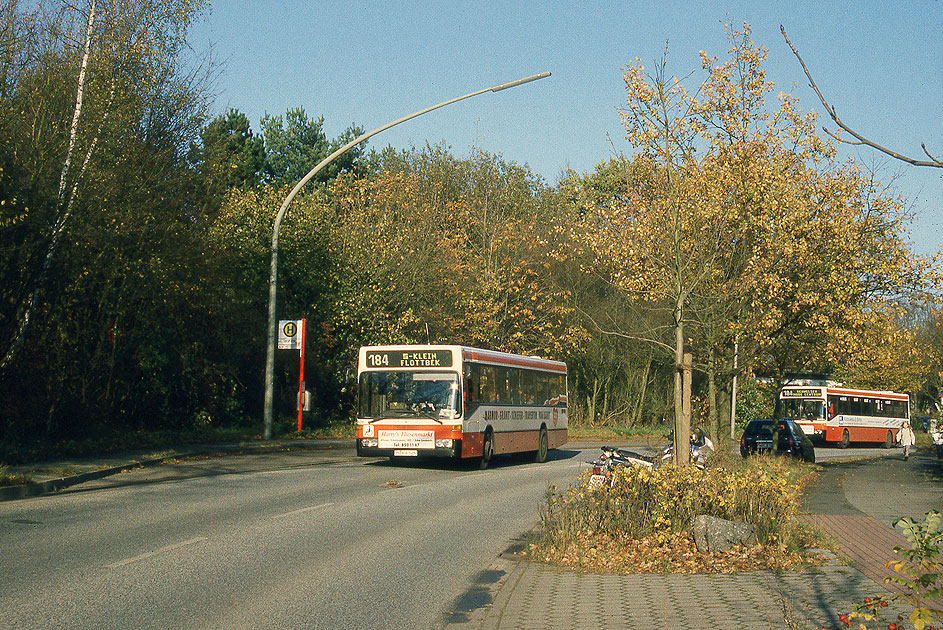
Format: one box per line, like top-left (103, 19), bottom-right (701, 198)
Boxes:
top-left (435, 438), bottom-right (453, 448)
top-left (361, 438), bottom-right (378, 447)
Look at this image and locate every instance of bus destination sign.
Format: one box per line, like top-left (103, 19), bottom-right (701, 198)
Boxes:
top-left (365, 350), bottom-right (453, 368)
top-left (782, 388), bottom-right (823, 398)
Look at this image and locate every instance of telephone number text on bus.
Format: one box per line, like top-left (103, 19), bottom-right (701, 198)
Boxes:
top-left (365, 350), bottom-right (453, 368)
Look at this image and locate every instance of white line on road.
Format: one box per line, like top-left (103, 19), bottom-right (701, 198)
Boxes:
top-left (271, 502), bottom-right (334, 519)
top-left (106, 537), bottom-right (207, 568)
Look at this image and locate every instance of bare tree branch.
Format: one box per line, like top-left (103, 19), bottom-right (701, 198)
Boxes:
top-left (781, 25), bottom-right (943, 168)
top-left (573, 305), bottom-right (677, 354)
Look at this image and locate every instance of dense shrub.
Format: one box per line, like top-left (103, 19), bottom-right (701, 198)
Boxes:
top-left (535, 456), bottom-right (817, 571)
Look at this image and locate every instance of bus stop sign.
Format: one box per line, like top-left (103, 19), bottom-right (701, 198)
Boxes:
top-left (278, 319), bottom-right (304, 350)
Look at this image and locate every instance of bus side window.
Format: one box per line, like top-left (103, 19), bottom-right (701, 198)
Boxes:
top-left (506, 368), bottom-right (521, 405)
top-left (520, 369), bottom-right (536, 404)
top-left (888, 400), bottom-right (904, 419)
top-left (537, 372), bottom-right (550, 405)
top-left (552, 374), bottom-right (566, 406)
top-left (480, 366), bottom-right (496, 404)
top-left (834, 396), bottom-right (849, 417)
top-left (828, 401), bottom-right (835, 419)
top-left (495, 366), bottom-right (511, 404)
top-left (465, 364), bottom-right (478, 407)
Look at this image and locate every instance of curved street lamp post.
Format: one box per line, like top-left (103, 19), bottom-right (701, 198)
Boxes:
top-left (263, 72), bottom-right (551, 438)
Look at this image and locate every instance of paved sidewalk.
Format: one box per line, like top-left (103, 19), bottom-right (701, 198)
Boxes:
top-left (476, 557), bottom-right (909, 630)
top-left (444, 453), bottom-right (939, 630)
top-left (802, 513), bottom-right (910, 595)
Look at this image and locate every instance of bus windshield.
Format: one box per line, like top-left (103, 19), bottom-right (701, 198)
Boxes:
top-left (778, 398), bottom-right (826, 420)
top-left (358, 371), bottom-right (462, 420)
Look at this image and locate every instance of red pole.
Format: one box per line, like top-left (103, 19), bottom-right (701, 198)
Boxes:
top-left (298, 318), bottom-right (306, 432)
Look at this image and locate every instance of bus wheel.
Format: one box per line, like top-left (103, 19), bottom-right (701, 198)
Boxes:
top-left (534, 426), bottom-right (549, 463)
top-left (882, 430), bottom-right (894, 449)
top-left (479, 430), bottom-right (493, 470)
top-left (839, 429), bottom-right (850, 449)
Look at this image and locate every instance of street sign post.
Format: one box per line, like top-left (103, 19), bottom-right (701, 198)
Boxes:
top-left (278, 318), bottom-right (306, 431)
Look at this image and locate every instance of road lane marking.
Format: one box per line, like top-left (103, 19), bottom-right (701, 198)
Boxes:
top-left (107, 537), bottom-right (207, 568)
top-left (271, 502), bottom-right (334, 519)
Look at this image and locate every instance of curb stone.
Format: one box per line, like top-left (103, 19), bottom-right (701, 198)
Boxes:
top-left (0, 457), bottom-right (166, 501)
top-left (439, 532), bottom-right (535, 629)
top-left (0, 439), bottom-right (353, 502)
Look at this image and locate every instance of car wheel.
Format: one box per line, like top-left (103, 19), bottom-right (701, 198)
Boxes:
top-left (839, 429), bottom-right (850, 449)
top-left (882, 430), bottom-right (893, 449)
top-left (803, 444), bottom-right (816, 463)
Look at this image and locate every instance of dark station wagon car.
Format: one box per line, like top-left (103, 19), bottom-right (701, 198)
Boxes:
top-left (740, 419), bottom-right (816, 463)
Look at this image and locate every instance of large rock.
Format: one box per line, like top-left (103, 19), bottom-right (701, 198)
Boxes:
top-left (692, 515), bottom-right (757, 553)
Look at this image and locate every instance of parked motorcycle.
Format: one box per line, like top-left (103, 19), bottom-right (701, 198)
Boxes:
top-left (689, 428), bottom-right (714, 469)
top-left (586, 443), bottom-right (669, 489)
top-left (586, 431), bottom-right (713, 489)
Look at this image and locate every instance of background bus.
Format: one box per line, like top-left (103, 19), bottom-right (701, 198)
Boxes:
top-left (778, 384), bottom-right (910, 448)
top-left (355, 345), bottom-right (568, 468)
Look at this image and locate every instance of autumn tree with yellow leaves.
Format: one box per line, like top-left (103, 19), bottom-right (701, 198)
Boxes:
top-left (567, 24), bottom-right (935, 447)
top-left (324, 146), bottom-right (584, 360)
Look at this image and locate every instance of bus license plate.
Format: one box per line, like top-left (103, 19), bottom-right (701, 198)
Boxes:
top-left (588, 474), bottom-right (607, 490)
top-left (379, 430), bottom-right (434, 449)
top-left (393, 449), bottom-right (418, 457)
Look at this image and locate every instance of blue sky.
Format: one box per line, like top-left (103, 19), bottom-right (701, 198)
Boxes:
top-left (189, 1), bottom-right (942, 257)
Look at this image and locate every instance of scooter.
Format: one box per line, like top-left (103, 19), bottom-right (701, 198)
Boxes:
top-left (586, 431), bottom-right (714, 488)
top-left (585, 443), bottom-right (672, 488)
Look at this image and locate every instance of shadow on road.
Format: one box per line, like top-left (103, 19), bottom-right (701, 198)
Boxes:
top-left (367, 447), bottom-right (584, 471)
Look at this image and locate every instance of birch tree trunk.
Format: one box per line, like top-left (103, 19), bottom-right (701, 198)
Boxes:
top-left (673, 297), bottom-right (690, 464)
top-left (1, 0), bottom-right (96, 370)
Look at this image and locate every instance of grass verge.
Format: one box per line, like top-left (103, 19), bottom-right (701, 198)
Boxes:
top-left (0, 464), bottom-right (32, 486)
top-left (567, 424), bottom-right (671, 443)
top-left (0, 418), bottom-right (357, 466)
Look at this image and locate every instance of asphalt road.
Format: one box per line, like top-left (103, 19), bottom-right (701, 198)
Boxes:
top-left (0, 445), bottom-right (590, 630)
top-left (1, 441), bottom-right (938, 630)
top-left (804, 445), bottom-right (942, 524)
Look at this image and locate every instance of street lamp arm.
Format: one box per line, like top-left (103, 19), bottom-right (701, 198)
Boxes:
top-left (270, 72), bottom-right (551, 240)
top-left (263, 71), bottom-right (551, 438)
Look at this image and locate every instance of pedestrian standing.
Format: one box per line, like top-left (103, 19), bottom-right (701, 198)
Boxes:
top-left (929, 418), bottom-right (942, 460)
top-left (897, 421), bottom-right (916, 460)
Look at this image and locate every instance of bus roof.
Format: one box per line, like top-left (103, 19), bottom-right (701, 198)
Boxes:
top-left (358, 345), bottom-right (567, 373)
top-left (461, 346), bottom-right (566, 372)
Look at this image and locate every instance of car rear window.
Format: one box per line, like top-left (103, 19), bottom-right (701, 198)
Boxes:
top-left (745, 421), bottom-right (775, 437)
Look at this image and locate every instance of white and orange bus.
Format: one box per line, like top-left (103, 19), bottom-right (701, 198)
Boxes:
top-left (779, 384), bottom-right (910, 448)
top-left (355, 345), bottom-right (568, 467)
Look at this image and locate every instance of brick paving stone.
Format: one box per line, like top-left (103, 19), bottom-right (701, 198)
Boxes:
top-left (469, 561), bottom-right (913, 630)
top-left (449, 455), bottom-right (941, 630)
top-left (799, 513), bottom-right (911, 594)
